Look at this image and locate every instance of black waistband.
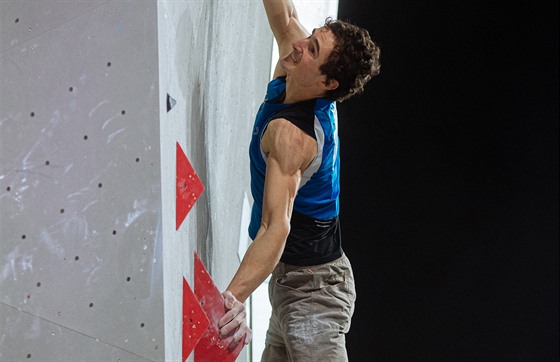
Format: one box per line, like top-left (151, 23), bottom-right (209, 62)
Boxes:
top-left (280, 211), bottom-right (343, 266)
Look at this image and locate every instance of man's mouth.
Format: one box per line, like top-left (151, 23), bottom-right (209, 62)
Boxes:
top-left (291, 52), bottom-right (299, 64)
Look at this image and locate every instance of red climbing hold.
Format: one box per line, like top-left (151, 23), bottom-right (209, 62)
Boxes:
top-left (182, 277), bottom-right (210, 362)
top-left (176, 142), bottom-right (204, 230)
top-left (194, 252), bottom-right (246, 362)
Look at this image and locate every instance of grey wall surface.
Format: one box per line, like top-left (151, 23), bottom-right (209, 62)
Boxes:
top-left (1, 1), bottom-right (164, 360)
top-left (1, 0), bottom-right (272, 361)
top-left (157, 1), bottom-right (271, 361)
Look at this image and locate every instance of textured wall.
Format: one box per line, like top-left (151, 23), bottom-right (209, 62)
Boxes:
top-left (157, 1), bottom-right (271, 360)
top-left (0, 1), bottom-right (164, 360)
top-left (1, 0), bottom-right (271, 361)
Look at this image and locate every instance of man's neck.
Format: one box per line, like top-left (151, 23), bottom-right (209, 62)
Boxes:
top-left (283, 77), bottom-right (325, 104)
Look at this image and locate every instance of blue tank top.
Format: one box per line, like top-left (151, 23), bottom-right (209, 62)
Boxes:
top-left (248, 77), bottom-right (342, 266)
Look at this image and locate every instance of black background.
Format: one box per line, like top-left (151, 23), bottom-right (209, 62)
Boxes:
top-left (336, 1), bottom-right (559, 360)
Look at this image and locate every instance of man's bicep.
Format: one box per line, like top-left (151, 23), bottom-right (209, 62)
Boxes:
top-left (278, 19), bottom-right (308, 56)
top-left (264, 0), bottom-right (308, 78)
top-left (263, 0), bottom-right (305, 44)
top-left (272, 20), bottom-right (308, 78)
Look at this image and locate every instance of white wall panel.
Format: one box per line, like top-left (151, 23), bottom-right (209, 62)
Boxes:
top-left (1, 0), bottom-right (273, 361)
top-left (0, 303), bottom-right (151, 361)
top-left (157, 1), bottom-right (271, 360)
top-left (1, 1), bottom-right (163, 360)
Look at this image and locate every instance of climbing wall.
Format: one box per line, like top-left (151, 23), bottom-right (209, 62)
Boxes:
top-left (1, 0), bottom-right (271, 361)
top-left (157, 1), bottom-right (271, 360)
top-left (0, 1), bottom-right (164, 360)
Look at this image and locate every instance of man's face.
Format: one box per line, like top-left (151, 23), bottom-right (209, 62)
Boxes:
top-left (281, 26), bottom-right (337, 91)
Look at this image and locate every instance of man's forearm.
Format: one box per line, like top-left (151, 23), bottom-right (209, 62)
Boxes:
top-left (226, 224), bottom-right (288, 303)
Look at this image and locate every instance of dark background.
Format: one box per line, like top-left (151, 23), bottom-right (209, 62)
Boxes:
top-left (336, 1), bottom-right (559, 361)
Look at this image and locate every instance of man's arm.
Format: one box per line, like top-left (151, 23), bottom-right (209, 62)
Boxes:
top-left (217, 1), bottom-right (314, 343)
top-left (218, 119), bottom-right (316, 336)
top-left (263, 0), bottom-right (308, 78)
top-left (228, 119), bottom-right (316, 302)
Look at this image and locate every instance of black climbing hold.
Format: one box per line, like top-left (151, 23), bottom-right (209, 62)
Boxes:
top-left (167, 93), bottom-right (176, 112)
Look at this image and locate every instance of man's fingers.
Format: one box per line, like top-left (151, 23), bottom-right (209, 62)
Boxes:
top-left (244, 328), bottom-right (253, 345)
top-left (218, 303), bottom-right (244, 327)
top-left (219, 290), bottom-right (252, 346)
top-left (222, 291), bottom-right (236, 309)
top-left (218, 309), bottom-right (235, 328)
top-left (219, 309), bottom-right (247, 336)
top-left (234, 323), bottom-right (253, 345)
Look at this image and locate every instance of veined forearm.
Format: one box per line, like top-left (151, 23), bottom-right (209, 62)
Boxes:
top-left (226, 224), bottom-right (288, 303)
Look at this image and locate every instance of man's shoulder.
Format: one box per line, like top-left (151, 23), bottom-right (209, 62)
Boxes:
top-left (262, 118), bottom-right (317, 171)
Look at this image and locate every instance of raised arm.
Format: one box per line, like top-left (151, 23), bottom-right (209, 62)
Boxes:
top-left (263, 0), bottom-right (309, 78)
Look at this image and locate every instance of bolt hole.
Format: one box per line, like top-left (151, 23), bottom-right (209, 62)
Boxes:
top-left (30, 112), bottom-right (35, 117)
top-left (15, 18), bottom-right (20, 23)
top-left (126, 277), bottom-right (131, 282)
top-left (89, 302), bottom-right (94, 308)
top-left (60, 209), bottom-right (65, 214)
top-left (36, 282), bottom-right (41, 287)
top-left (27, 353), bottom-right (31, 359)
top-left (98, 183), bottom-right (102, 188)
top-left (21, 235), bottom-right (26, 239)
top-left (140, 323), bottom-right (145, 328)
top-left (69, 86), bottom-right (73, 92)
top-left (112, 230), bottom-right (117, 235)
top-left (7, 186), bottom-right (11, 192)
top-left (107, 62), bottom-right (112, 67)
top-left (121, 110), bottom-right (126, 115)
top-left (83, 135), bottom-right (88, 140)
top-left (135, 157), bottom-right (140, 162)
top-left (27, 294), bottom-right (31, 299)
top-left (45, 160), bottom-right (50, 166)
top-left (75, 256), bottom-right (79, 261)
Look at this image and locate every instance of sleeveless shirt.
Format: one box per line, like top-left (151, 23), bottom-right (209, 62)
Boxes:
top-left (248, 76), bottom-right (343, 266)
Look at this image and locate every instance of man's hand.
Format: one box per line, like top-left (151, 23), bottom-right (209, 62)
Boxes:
top-left (218, 291), bottom-right (253, 347)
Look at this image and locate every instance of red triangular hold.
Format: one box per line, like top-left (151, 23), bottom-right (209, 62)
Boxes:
top-left (176, 142), bottom-right (204, 230)
top-left (194, 252), bottom-right (246, 362)
top-left (183, 277), bottom-right (210, 362)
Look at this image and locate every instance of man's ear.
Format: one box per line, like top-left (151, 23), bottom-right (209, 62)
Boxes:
top-left (323, 78), bottom-right (339, 91)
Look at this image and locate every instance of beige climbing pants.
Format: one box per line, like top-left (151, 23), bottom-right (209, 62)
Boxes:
top-left (261, 254), bottom-right (356, 362)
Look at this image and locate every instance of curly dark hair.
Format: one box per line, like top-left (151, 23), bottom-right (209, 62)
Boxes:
top-left (321, 18), bottom-right (381, 102)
